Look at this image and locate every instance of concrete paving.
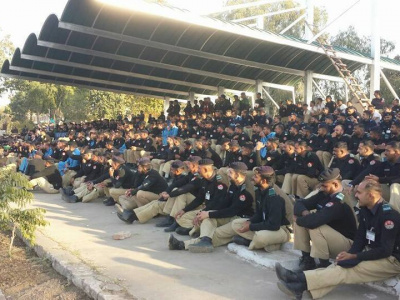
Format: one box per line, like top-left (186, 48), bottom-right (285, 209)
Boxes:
top-left (30, 191), bottom-right (397, 300)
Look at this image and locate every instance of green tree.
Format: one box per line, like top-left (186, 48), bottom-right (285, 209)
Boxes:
top-left (216, 0), bottom-right (328, 39)
top-left (0, 166), bottom-right (47, 257)
top-left (0, 28), bottom-right (15, 95)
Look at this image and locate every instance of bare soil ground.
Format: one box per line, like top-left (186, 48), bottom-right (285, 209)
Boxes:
top-left (0, 231), bottom-right (90, 300)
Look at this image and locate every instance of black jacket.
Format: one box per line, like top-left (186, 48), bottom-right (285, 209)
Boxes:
top-left (330, 154), bottom-right (361, 180)
top-left (349, 201), bottom-right (400, 262)
top-left (250, 187), bottom-right (289, 232)
top-left (208, 182), bottom-right (254, 219)
top-left (31, 165), bottom-right (62, 190)
top-left (132, 169), bottom-right (168, 195)
top-left (294, 191), bottom-right (357, 240)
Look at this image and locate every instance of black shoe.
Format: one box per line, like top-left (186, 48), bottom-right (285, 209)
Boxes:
top-left (117, 210), bottom-right (137, 224)
top-left (275, 262), bottom-right (303, 283)
top-left (65, 187), bottom-right (75, 196)
top-left (164, 221), bottom-right (179, 232)
top-left (60, 188), bottom-right (68, 200)
top-left (277, 280), bottom-right (306, 300)
top-left (298, 256), bottom-right (316, 271)
top-left (175, 226), bottom-right (191, 236)
top-left (232, 235), bottom-right (251, 247)
top-left (156, 216), bottom-right (174, 228)
top-left (168, 234), bottom-right (185, 250)
top-left (66, 195), bottom-right (81, 203)
top-left (188, 237), bottom-right (214, 253)
top-left (103, 197), bottom-right (116, 206)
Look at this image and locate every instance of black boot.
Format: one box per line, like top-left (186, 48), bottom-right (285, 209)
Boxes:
top-left (275, 262), bottom-right (304, 283)
top-left (188, 237), bottom-right (214, 253)
top-left (277, 279), bottom-right (307, 300)
top-left (168, 234), bottom-right (185, 250)
top-left (117, 210), bottom-right (137, 224)
top-left (164, 221), bottom-right (179, 232)
top-left (156, 216), bottom-right (174, 228)
top-left (232, 235), bottom-right (251, 247)
top-left (103, 197), bottom-right (116, 206)
top-left (298, 255), bottom-right (316, 271)
top-left (65, 195), bottom-right (81, 203)
top-left (175, 226), bottom-right (191, 236)
top-left (64, 186), bottom-right (74, 196)
top-left (317, 259), bottom-right (331, 268)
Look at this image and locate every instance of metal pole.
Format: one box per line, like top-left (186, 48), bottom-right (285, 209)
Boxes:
top-left (280, 13), bottom-right (306, 35)
top-left (370, 0), bottom-right (381, 97)
top-left (380, 70), bottom-right (399, 99)
top-left (312, 79), bottom-right (326, 99)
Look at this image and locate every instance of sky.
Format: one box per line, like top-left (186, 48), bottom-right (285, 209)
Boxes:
top-left (0, 0), bottom-right (399, 106)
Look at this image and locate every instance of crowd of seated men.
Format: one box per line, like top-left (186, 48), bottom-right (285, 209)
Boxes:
top-left (2, 90), bottom-right (400, 299)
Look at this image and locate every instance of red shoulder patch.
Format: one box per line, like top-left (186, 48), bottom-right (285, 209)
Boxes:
top-left (239, 195), bottom-right (246, 201)
top-left (348, 159), bottom-right (354, 164)
top-left (325, 202), bottom-right (334, 207)
top-left (218, 184), bottom-right (224, 190)
top-left (385, 220), bottom-right (394, 230)
top-left (370, 160), bottom-right (376, 165)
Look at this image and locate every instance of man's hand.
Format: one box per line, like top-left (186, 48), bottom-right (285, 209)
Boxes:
top-left (256, 141), bottom-right (264, 151)
top-left (175, 210), bottom-right (185, 219)
top-left (336, 251), bottom-right (357, 262)
top-left (365, 174), bottom-right (379, 182)
top-left (237, 221), bottom-right (250, 233)
top-left (196, 211), bottom-right (209, 221)
top-left (131, 146), bottom-right (136, 150)
top-left (160, 192), bottom-right (169, 200)
top-left (109, 167), bottom-right (114, 177)
top-left (125, 189), bottom-right (132, 197)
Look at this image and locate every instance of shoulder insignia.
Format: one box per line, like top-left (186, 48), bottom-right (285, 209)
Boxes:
top-left (325, 202), bottom-right (334, 207)
top-left (383, 203), bottom-right (392, 211)
top-left (307, 162), bottom-right (313, 167)
top-left (238, 156), bottom-right (242, 161)
top-left (336, 193), bottom-right (345, 202)
top-left (384, 220), bottom-right (395, 230)
top-left (309, 140), bottom-right (313, 143)
top-left (217, 184), bottom-right (224, 190)
top-left (350, 153), bottom-right (355, 157)
top-left (240, 184), bottom-right (246, 191)
top-left (307, 152), bottom-right (312, 157)
top-left (370, 160), bottom-right (376, 165)
top-left (268, 188), bottom-right (276, 196)
top-left (324, 139), bottom-right (328, 143)
top-left (216, 174), bottom-right (222, 181)
top-left (93, 166), bottom-right (96, 169)
top-left (267, 157), bottom-right (272, 161)
top-left (348, 159), bottom-right (354, 164)
top-left (249, 159), bottom-right (253, 163)
top-left (239, 194), bottom-right (246, 201)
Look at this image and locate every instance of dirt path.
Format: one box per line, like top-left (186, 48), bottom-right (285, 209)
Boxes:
top-left (0, 231), bottom-right (90, 300)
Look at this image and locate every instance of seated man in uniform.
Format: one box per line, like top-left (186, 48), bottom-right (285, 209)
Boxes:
top-left (231, 166), bottom-right (291, 252)
top-left (29, 158), bottom-right (62, 194)
top-left (275, 180), bottom-right (400, 300)
top-left (168, 162), bottom-right (253, 253)
top-left (292, 168), bottom-right (357, 270)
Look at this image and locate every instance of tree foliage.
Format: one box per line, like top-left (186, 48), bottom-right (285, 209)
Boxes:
top-left (0, 28), bottom-right (15, 95)
top-left (216, 0), bottom-right (328, 39)
top-left (0, 166), bottom-right (48, 257)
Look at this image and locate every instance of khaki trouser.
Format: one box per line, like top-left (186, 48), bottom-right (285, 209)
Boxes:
top-left (30, 177), bottom-right (59, 194)
top-left (294, 223), bottom-right (353, 260)
top-left (296, 175), bottom-right (319, 198)
top-left (110, 188), bottom-right (129, 203)
top-left (381, 183), bottom-right (400, 213)
top-left (73, 176), bottom-right (86, 189)
top-left (134, 200), bottom-right (166, 223)
top-left (168, 193), bottom-right (196, 217)
top-left (119, 190), bottom-right (159, 210)
top-left (151, 159), bottom-right (165, 172)
top-left (316, 151), bottom-right (332, 169)
top-left (177, 210), bottom-right (200, 229)
top-left (62, 170), bottom-right (77, 188)
top-left (134, 150), bottom-right (150, 162)
top-left (124, 149), bottom-right (136, 164)
top-left (81, 179), bottom-right (110, 203)
top-left (183, 217), bottom-right (238, 249)
top-left (160, 160), bottom-right (176, 177)
top-left (304, 256), bottom-right (400, 299)
top-left (282, 173), bottom-right (298, 195)
top-left (232, 218), bottom-right (290, 251)
top-left (342, 180), bottom-right (358, 208)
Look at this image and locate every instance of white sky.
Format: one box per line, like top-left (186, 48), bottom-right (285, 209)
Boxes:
top-left (0, 0), bottom-right (399, 106)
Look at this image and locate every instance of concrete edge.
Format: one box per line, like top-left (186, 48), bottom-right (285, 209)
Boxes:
top-left (18, 229), bottom-right (137, 300)
top-left (227, 242), bottom-right (400, 296)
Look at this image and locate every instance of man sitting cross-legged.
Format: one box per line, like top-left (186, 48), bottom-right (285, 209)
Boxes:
top-left (168, 162), bottom-right (253, 253)
top-left (230, 166), bottom-right (291, 252)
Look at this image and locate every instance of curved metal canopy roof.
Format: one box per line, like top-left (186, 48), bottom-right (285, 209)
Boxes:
top-left (1, 0), bottom-right (399, 100)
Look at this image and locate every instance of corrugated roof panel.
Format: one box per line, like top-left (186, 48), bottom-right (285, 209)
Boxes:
top-left (161, 52), bottom-right (189, 66)
top-left (200, 32), bottom-right (239, 55)
top-left (66, 31), bottom-right (97, 49)
top-left (181, 56), bottom-right (208, 69)
top-left (92, 6), bottom-right (131, 33)
top-left (122, 13), bottom-right (161, 40)
top-left (150, 20), bottom-right (188, 45)
top-left (92, 37), bottom-right (121, 54)
top-left (111, 60), bottom-right (134, 72)
top-left (52, 64), bottom-right (74, 75)
top-left (116, 42), bottom-right (145, 58)
top-left (72, 68), bottom-right (92, 78)
top-left (61, 0), bottom-right (101, 27)
top-left (46, 48), bottom-right (71, 61)
top-left (91, 56), bottom-right (114, 68)
top-left (69, 53), bottom-right (93, 65)
top-left (139, 47), bottom-right (168, 62)
top-left (175, 26), bottom-right (216, 50)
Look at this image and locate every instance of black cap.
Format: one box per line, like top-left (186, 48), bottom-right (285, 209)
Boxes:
top-left (186, 156), bottom-right (202, 163)
top-left (138, 157), bottom-right (151, 166)
top-left (242, 142), bottom-right (254, 150)
top-left (171, 160), bottom-right (185, 169)
top-left (199, 158), bottom-right (214, 166)
top-left (220, 138), bottom-right (230, 145)
top-left (229, 162), bottom-right (248, 171)
top-left (254, 166), bottom-right (275, 176)
top-left (318, 168), bottom-right (342, 182)
top-left (112, 155), bottom-right (125, 164)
